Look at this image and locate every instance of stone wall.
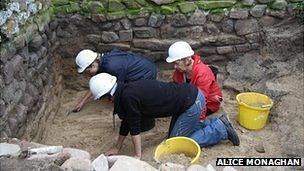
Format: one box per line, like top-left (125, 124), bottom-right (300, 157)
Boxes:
top-left (0, 0), bottom-right (302, 140)
top-left (0, 0), bottom-right (61, 140)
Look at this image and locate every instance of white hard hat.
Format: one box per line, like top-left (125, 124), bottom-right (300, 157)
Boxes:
top-left (89, 73), bottom-right (117, 100)
top-left (166, 41), bottom-right (194, 63)
top-left (75, 49), bottom-right (98, 73)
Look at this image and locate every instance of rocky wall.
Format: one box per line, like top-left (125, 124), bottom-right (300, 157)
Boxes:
top-left (0, 0), bottom-right (62, 141)
top-left (0, 0), bottom-right (302, 141)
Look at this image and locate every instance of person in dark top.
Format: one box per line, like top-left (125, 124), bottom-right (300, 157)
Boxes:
top-left (89, 73), bottom-right (240, 159)
top-left (73, 48), bottom-right (157, 112)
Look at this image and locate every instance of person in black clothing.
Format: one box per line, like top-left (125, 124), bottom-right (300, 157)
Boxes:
top-left (73, 48), bottom-right (157, 112)
top-left (89, 73), bottom-right (240, 159)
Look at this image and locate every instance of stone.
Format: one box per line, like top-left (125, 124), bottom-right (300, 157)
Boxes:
top-left (0, 10), bottom-right (10, 26)
top-left (106, 11), bottom-right (126, 21)
top-left (119, 30), bottom-right (133, 41)
top-left (0, 157), bottom-right (63, 171)
top-left (270, 0), bottom-right (287, 10)
top-left (0, 99), bottom-right (5, 117)
top-left (85, 1), bottom-right (105, 14)
top-left (148, 13), bottom-right (165, 27)
top-left (98, 43), bottom-right (130, 52)
top-left (208, 13), bottom-right (225, 22)
top-left (29, 34), bottom-right (43, 51)
top-left (188, 9), bottom-right (206, 25)
top-left (159, 163), bottom-right (185, 171)
top-left (56, 27), bottom-right (72, 38)
top-left (114, 22), bottom-right (122, 31)
top-left (87, 34), bottom-right (102, 45)
top-left (161, 5), bottom-right (177, 14)
top-left (235, 19), bottom-right (259, 35)
top-left (1, 19), bottom-right (19, 38)
top-left (267, 9), bottom-right (287, 19)
top-left (62, 148), bottom-right (91, 160)
top-left (223, 166), bottom-right (237, 171)
top-left (245, 33), bottom-right (261, 43)
top-left (217, 46), bottom-right (234, 54)
top-left (235, 43), bottom-right (251, 52)
top-left (122, 0), bottom-right (141, 9)
top-left (150, 0), bottom-right (176, 5)
top-left (61, 157), bottom-right (93, 171)
top-left (11, 55), bottom-right (24, 77)
top-left (0, 143), bottom-right (21, 157)
top-left (241, 0), bottom-right (255, 7)
top-left (108, 155), bottom-right (157, 171)
top-left (53, 0), bottom-right (70, 6)
top-left (254, 143), bottom-right (266, 153)
top-left (250, 5), bottom-right (267, 18)
top-left (54, 152), bottom-right (72, 166)
top-left (202, 34), bottom-right (246, 45)
top-left (92, 154), bottom-right (108, 171)
top-left (167, 13), bottom-right (187, 27)
top-left (120, 18), bottom-right (131, 29)
top-left (24, 23), bottom-right (38, 44)
top-left (13, 32), bottom-right (26, 50)
top-left (196, 1), bottom-right (236, 10)
top-left (178, 2), bottom-right (197, 14)
top-left (15, 104), bottom-right (28, 124)
top-left (221, 19), bottom-right (234, 33)
top-left (108, 0), bottom-right (125, 12)
top-left (257, 0), bottom-right (274, 3)
top-left (259, 16), bottom-right (278, 27)
top-left (205, 54), bottom-right (227, 62)
top-left (3, 61), bottom-right (14, 84)
top-left (132, 38), bottom-right (174, 50)
top-left (91, 14), bottom-right (107, 23)
top-left (251, 43), bottom-right (260, 50)
top-left (34, 11), bottom-right (51, 32)
top-left (229, 9), bottom-right (249, 19)
top-left (134, 18), bottom-right (147, 26)
top-left (49, 20), bottom-right (58, 31)
top-left (27, 82), bottom-right (39, 97)
top-left (187, 164), bottom-right (207, 171)
top-left (101, 31), bottom-right (119, 43)
top-left (205, 23), bottom-right (220, 35)
top-left (8, 118), bottom-right (18, 135)
top-left (134, 27), bottom-right (158, 38)
top-left (199, 46), bottom-right (217, 55)
top-left (28, 52), bottom-right (39, 67)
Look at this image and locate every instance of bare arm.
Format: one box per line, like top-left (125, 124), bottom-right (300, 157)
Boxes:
top-left (105, 135), bottom-right (126, 156)
top-left (131, 134), bottom-right (141, 159)
top-left (73, 90), bottom-right (92, 112)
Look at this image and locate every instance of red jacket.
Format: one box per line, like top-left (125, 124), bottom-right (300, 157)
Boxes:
top-left (172, 54), bottom-right (223, 120)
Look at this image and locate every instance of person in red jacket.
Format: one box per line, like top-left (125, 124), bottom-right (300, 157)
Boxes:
top-left (166, 41), bottom-right (223, 121)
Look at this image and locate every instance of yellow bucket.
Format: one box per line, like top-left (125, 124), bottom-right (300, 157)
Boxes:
top-left (236, 92), bottom-right (273, 130)
top-left (154, 137), bottom-right (201, 164)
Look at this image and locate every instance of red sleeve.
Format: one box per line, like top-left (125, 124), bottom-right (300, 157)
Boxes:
top-left (193, 73), bottom-right (213, 96)
top-left (172, 70), bottom-right (184, 83)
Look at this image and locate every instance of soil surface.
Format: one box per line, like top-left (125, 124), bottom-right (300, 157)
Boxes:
top-left (40, 64), bottom-right (283, 168)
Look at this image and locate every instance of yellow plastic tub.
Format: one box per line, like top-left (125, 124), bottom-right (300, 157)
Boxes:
top-left (236, 92), bottom-right (273, 130)
top-left (154, 137), bottom-right (201, 164)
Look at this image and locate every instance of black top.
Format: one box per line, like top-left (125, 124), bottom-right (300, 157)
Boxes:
top-left (113, 80), bottom-right (198, 136)
top-left (98, 48), bottom-right (157, 82)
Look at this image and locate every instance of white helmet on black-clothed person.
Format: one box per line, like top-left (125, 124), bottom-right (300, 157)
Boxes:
top-left (89, 73), bottom-right (117, 100)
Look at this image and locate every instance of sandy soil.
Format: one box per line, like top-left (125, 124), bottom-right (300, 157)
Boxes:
top-left (40, 67), bottom-right (283, 168)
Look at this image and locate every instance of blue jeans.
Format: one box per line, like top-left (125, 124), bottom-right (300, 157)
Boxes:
top-left (169, 90), bottom-right (228, 147)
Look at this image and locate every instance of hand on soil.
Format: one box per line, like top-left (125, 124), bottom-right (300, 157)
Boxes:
top-left (73, 102), bottom-right (84, 112)
top-left (105, 147), bottom-right (120, 156)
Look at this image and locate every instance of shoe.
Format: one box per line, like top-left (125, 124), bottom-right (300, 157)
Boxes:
top-left (219, 114), bottom-right (240, 146)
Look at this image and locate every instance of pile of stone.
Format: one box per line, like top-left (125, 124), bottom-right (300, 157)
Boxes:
top-left (0, 138), bottom-right (236, 171)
